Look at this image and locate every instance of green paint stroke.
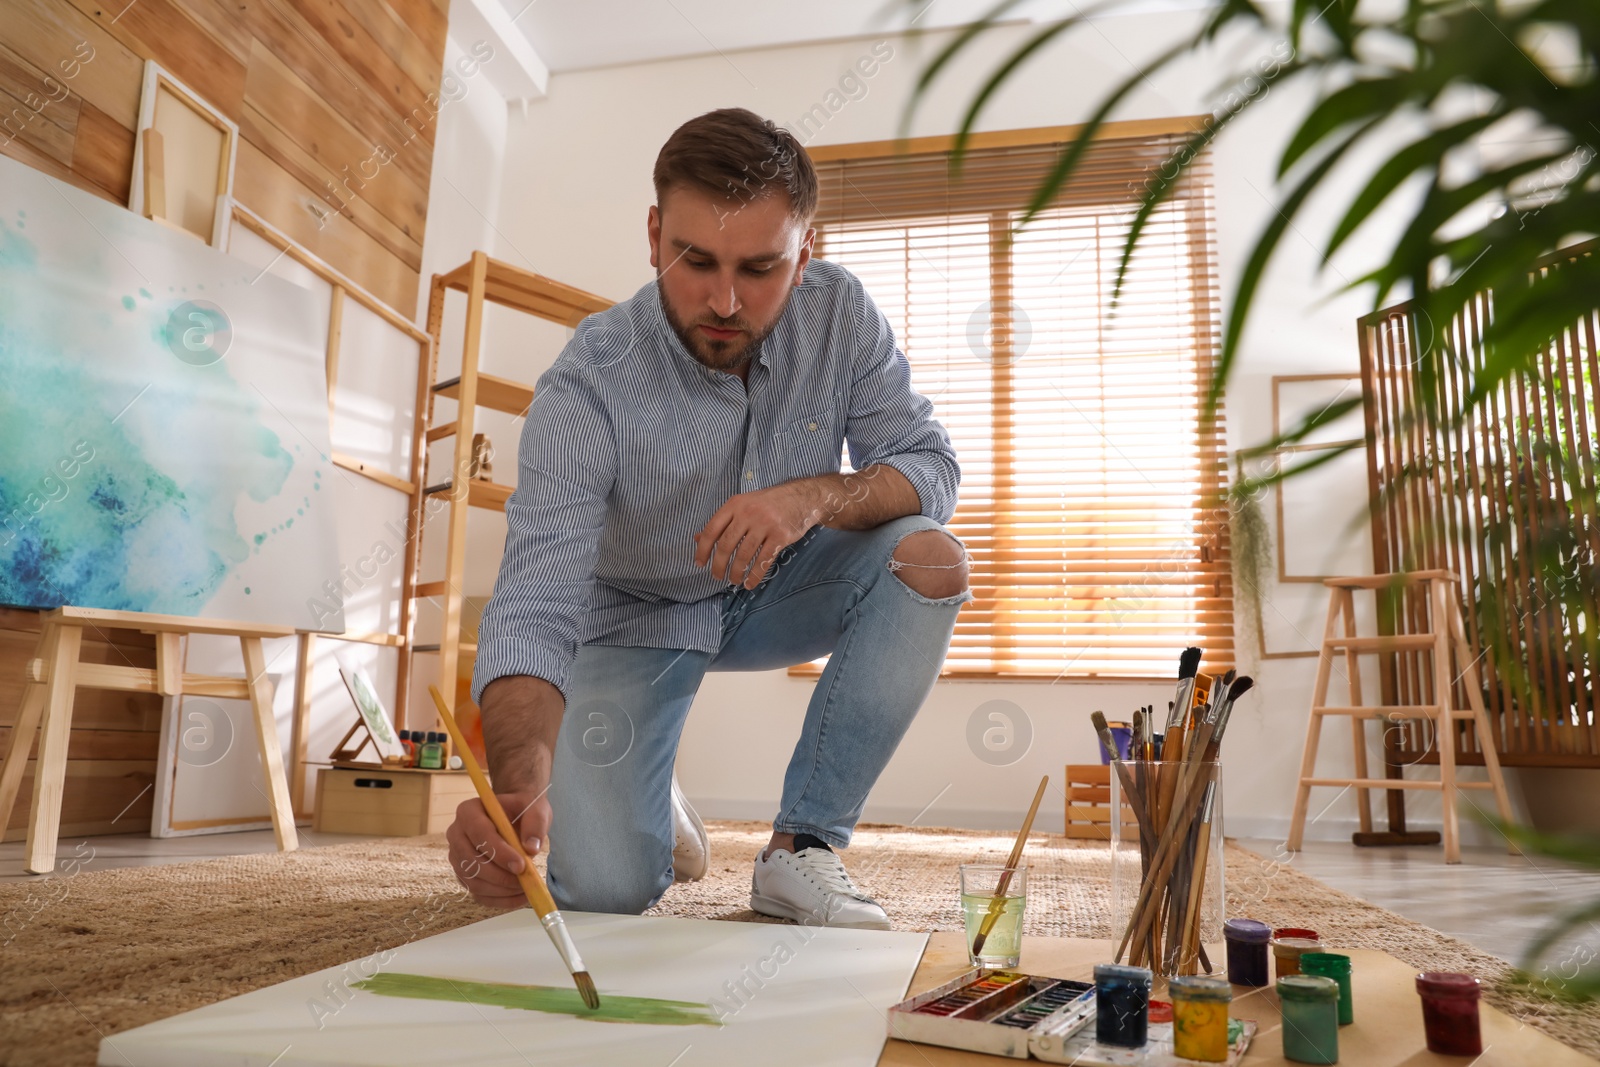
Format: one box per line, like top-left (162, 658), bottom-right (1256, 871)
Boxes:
top-left (352, 973), bottom-right (721, 1027)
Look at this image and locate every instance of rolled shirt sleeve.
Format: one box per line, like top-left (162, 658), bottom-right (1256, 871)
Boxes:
top-left (471, 355), bottom-right (616, 706)
top-left (842, 276), bottom-right (961, 524)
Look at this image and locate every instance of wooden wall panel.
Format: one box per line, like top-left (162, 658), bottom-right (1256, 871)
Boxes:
top-left (0, 0), bottom-right (448, 313)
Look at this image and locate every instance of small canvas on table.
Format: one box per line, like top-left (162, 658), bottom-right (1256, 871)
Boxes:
top-left (99, 911), bottom-right (929, 1067)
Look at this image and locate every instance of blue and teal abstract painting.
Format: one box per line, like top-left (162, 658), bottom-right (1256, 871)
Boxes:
top-left (0, 153), bottom-right (344, 631)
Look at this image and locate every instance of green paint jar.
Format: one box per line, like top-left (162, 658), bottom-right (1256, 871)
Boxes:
top-left (1300, 952), bottom-right (1353, 1025)
top-left (1278, 975), bottom-right (1339, 1064)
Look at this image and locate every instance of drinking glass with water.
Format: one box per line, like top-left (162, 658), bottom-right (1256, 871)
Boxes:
top-left (960, 863), bottom-right (1028, 968)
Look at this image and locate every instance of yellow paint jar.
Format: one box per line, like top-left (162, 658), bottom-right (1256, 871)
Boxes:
top-left (1169, 975), bottom-right (1233, 1062)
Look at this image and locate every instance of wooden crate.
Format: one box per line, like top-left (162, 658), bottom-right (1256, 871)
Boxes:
top-left (311, 766), bottom-right (477, 837)
top-left (1063, 763), bottom-right (1138, 841)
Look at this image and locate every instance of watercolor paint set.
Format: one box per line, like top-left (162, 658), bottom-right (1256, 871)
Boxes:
top-left (887, 968), bottom-right (1256, 1065)
top-left (887, 969), bottom-right (1095, 1059)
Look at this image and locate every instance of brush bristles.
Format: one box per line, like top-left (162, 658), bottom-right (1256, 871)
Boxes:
top-left (1179, 646), bottom-right (1203, 680)
top-left (1228, 676), bottom-right (1254, 701)
top-left (1091, 710), bottom-right (1110, 734)
top-left (573, 971), bottom-right (600, 1010)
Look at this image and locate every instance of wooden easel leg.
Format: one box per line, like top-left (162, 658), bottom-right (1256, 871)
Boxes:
top-left (25, 624), bottom-right (83, 873)
top-left (0, 626), bottom-right (53, 841)
top-left (1431, 581), bottom-right (1461, 864)
top-left (240, 636), bottom-right (298, 852)
top-left (1451, 597), bottom-right (1519, 855)
top-left (1289, 591), bottom-right (1342, 851)
top-left (290, 632), bottom-right (316, 820)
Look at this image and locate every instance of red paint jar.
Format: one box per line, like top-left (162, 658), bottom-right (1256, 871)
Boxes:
top-left (1274, 927), bottom-right (1320, 941)
top-left (1416, 972), bottom-right (1482, 1056)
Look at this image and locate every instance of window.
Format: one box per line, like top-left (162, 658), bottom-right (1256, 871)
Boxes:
top-left (804, 122), bottom-right (1232, 679)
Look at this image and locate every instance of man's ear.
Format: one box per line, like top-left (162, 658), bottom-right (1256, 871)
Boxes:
top-left (793, 226), bottom-right (816, 285)
top-left (647, 204), bottom-right (662, 271)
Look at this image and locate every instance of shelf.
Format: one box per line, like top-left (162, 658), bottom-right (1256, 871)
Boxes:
top-left (432, 373), bottom-right (534, 415)
top-left (423, 479), bottom-right (513, 512)
top-left (440, 255), bottom-right (612, 327)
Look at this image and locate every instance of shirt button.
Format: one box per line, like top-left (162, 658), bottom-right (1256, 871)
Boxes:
top-left (808, 421), bottom-right (818, 430)
top-left (745, 471), bottom-right (754, 481)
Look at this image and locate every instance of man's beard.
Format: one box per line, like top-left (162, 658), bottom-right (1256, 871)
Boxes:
top-left (657, 284), bottom-right (787, 374)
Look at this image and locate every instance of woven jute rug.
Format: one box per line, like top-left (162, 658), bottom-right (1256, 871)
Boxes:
top-left (2, 822), bottom-right (1596, 1065)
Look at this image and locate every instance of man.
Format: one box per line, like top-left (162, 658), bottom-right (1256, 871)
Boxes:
top-left (447, 108), bottom-right (967, 930)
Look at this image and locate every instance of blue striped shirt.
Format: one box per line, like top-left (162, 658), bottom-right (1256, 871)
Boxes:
top-left (471, 258), bottom-right (959, 704)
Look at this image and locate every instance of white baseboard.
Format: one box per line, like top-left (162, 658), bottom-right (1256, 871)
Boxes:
top-left (686, 798), bottom-right (1510, 850)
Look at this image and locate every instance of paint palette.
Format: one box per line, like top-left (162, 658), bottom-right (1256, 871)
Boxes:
top-left (887, 969), bottom-right (1257, 1064)
top-left (888, 969), bottom-right (1094, 1059)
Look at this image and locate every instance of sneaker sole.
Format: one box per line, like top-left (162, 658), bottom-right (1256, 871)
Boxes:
top-left (749, 892), bottom-right (892, 931)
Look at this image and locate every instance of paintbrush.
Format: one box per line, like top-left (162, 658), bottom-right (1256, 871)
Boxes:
top-left (970, 774), bottom-right (1049, 957)
top-left (428, 685), bottom-right (600, 1010)
top-left (1178, 780), bottom-right (1220, 974)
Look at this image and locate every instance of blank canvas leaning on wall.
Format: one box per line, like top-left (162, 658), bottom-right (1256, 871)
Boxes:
top-left (0, 152), bottom-right (343, 631)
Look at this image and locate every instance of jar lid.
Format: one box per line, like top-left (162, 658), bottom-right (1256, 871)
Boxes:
top-left (1274, 926), bottom-right (1320, 941)
top-left (1169, 976), bottom-right (1232, 1002)
top-left (1224, 918), bottom-right (1272, 943)
top-left (1271, 937), bottom-right (1323, 954)
top-left (1278, 975), bottom-right (1340, 1002)
top-left (1301, 952), bottom-right (1351, 976)
top-left (1094, 963), bottom-right (1153, 984)
top-left (1416, 972), bottom-right (1481, 999)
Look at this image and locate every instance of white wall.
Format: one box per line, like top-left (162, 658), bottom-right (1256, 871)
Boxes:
top-left (484, 11), bottom-right (1512, 845)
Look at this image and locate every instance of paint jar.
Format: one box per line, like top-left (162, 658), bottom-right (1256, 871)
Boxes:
top-left (1224, 918), bottom-right (1273, 987)
top-left (1278, 974), bottom-right (1340, 1064)
top-left (1093, 963), bottom-right (1152, 1048)
top-left (418, 732), bottom-right (444, 770)
top-left (1416, 972), bottom-right (1482, 1056)
top-left (398, 730), bottom-right (416, 766)
top-left (1110, 761), bottom-right (1225, 976)
top-left (1272, 936), bottom-right (1322, 980)
top-left (1301, 953), bottom-right (1353, 1025)
top-left (959, 864), bottom-right (1028, 968)
top-left (1169, 975), bottom-right (1232, 1062)
top-left (1275, 926), bottom-right (1320, 941)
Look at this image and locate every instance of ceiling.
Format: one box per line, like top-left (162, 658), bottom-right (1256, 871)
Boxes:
top-left (495, 0), bottom-right (1085, 73)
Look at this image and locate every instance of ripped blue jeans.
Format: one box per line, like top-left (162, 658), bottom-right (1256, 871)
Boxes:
top-left (545, 515), bottom-right (970, 914)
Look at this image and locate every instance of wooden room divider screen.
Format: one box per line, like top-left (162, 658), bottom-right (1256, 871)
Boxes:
top-left (1358, 239), bottom-right (1599, 768)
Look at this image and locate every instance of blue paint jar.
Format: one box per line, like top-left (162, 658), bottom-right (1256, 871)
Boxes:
top-left (1224, 918), bottom-right (1272, 987)
top-left (1094, 963), bottom-right (1152, 1048)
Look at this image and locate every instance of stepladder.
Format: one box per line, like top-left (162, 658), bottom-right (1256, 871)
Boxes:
top-left (0, 607), bottom-right (300, 873)
top-left (1286, 571), bottom-right (1518, 864)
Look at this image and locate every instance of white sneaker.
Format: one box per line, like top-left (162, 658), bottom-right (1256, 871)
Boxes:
top-left (750, 846), bottom-right (891, 930)
top-left (670, 773), bottom-right (708, 882)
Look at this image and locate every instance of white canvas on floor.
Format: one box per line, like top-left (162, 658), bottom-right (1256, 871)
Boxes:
top-left (98, 910), bottom-right (929, 1067)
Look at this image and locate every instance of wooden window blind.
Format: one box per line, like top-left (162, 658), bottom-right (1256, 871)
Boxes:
top-left (805, 124), bottom-right (1232, 679)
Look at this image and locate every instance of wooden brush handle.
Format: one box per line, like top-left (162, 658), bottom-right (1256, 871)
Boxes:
top-left (976, 776), bottom-right (1048, 945)
top-left (430, 686), bottom-right (558, 918)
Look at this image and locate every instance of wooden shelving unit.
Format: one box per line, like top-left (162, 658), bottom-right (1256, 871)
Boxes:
top-left (412, 252), bottom-right (612, 721)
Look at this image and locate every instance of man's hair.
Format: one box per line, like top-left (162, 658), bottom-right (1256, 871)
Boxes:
top-left (653, 108), bottom-right (818, 222)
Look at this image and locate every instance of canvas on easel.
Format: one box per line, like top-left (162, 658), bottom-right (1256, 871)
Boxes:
top-left (0, 149), bottom-right (342, 633)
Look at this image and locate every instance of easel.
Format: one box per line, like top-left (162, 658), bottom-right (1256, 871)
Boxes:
top-left (0, 607), bottom-right (299, 873)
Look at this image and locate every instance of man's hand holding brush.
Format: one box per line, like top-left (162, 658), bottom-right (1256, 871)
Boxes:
top-left (445, 675), bottom-right (560, 909)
